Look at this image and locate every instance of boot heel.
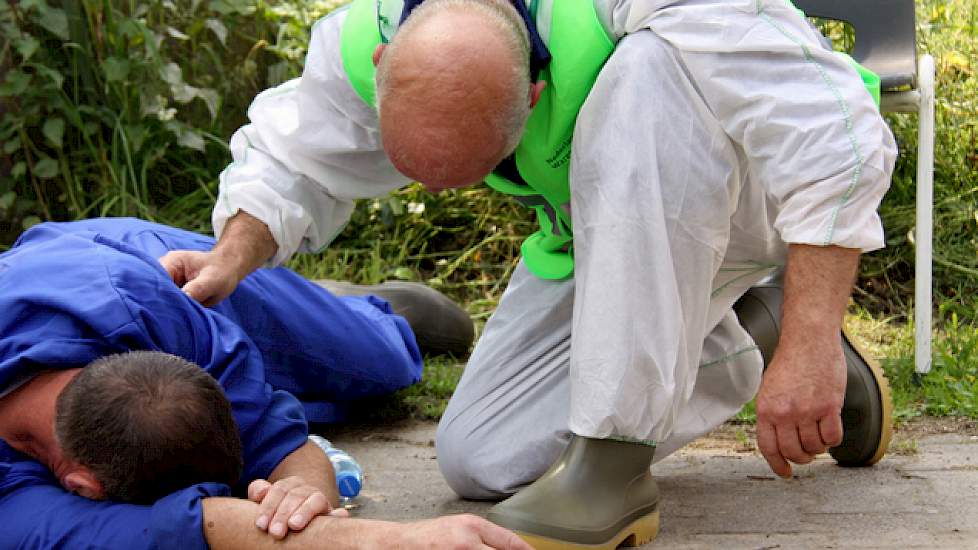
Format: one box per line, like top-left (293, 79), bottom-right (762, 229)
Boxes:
top-left (621, 509), bottom-right (660, 547)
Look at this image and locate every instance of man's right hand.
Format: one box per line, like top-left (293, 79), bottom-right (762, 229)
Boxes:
top-left (160, 250), bottom-right (243, 307)
top-left (160, 211), bottom-right (279, 307)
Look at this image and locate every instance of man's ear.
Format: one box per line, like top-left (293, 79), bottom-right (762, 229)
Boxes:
top-left (372, 44), bottom-right (387, 67)
top-left (63, 469), bottom-right (105, 500)
top-left (529, 80), bottom-right (546, 108)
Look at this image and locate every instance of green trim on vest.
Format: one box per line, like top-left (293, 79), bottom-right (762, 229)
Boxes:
top-left (341, 0), bottom-right (382, 107)
top-left (485, 0), bottom-right (614, 280)
top-left (837, 52), bottom-right (881, 108)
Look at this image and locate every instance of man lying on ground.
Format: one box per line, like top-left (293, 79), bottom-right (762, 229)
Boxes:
top-left (0, 217), bottom-right (528, 550)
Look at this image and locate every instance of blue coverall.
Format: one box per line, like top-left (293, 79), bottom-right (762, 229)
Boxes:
top-left (0, 218), bottom-right (423, 549)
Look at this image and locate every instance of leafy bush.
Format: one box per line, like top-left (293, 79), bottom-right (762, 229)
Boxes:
top-left (860, 0), bottom-right (978, 320)
top-left (0, 0), bottom-right (338, 243)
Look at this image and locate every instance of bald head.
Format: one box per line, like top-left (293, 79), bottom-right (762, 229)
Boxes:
top-left (375, 0), bottom-right (534, 191)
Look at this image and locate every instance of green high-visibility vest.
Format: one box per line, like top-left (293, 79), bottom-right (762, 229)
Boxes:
top-left (340, 0), bottom-right (879, 280)
top-left (341, 0), bottom-right (615, 280)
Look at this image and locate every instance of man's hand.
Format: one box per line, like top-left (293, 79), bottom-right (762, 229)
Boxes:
top-left (159, 211), bottom-right (278, 307)
top-left (385, 515), bottom-right (533, 550)
top-left (755, 337), bottom-right (846, 478)
top-left (248, 476), bottom-right (346, 538)
top-left (252, 439), bottom-right (340, 539)
top-left (160, 250), bottom-right (242, 307)
top-left (754, 244), bottom-right (860, 478)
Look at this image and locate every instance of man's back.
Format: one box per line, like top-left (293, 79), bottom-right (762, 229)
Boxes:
top-left (1, 218), bottom-right (422, 418)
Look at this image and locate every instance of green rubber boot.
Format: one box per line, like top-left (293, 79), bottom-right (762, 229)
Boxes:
top-left (487, 436), bottom-right (660, 550)
top-left (313, 280), bottom-right (475, 356)
top-left (733, 271), bottom-right (893, 466)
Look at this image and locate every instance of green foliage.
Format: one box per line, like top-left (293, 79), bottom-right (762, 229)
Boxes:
top-left (342, 356), bottom-right (466, 422)
top-left (860, 0), bottom-right (978, 320)
top-left (883, 310), bottom-right (978, 420)
top-left (0, 0), bottom-right (338, 243)
top-left (287, 184), bottom-right (534, 321)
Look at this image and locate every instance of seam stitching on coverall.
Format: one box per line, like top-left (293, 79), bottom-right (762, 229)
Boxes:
top-left (698, 345), bottom-right (759, 369)
top-left (757, 7), bottom-right (866, 245)
top-left (711, 262), bottom-right (780, 297)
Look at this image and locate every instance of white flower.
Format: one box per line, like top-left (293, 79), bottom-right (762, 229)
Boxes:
top-left (157, 108), bottom-right (177, 121)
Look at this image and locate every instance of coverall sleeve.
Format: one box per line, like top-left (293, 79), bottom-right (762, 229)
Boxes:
top-left (102, 238), bottom-right (310, 485)
top-left (0, 444), bottom-right (229, 550)
top-left (214, 10), bottom-right (410, 266)
top-left (629, 0), bottom-right (896, 251)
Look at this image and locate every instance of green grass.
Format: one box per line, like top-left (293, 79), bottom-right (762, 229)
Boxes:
top-left (341, 356), bottom-right (466, 423)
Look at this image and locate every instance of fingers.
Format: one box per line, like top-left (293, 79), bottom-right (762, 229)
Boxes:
top-left (473, 516), bottom-right (534, 550)
top-left (157, 251), bottom-right (237, 306)
top-left (777, 424), bottom-right (815, 466)
top-left (819, 413), bottom-right (844, 448)
top-left (248, 479), bottom-right (272, 503)
top-left (255, 477), bottom-right (302, 536)
top-left (158, 252), bottom-right (188, 286)
top-left (328, 507), bottom-right (350, 518)
top-left (254, 478), bottom-right (331, 539)
top-left (182, 277), bottom-right (219, 306)
top-left (285, 491), bottom-right (330, 533)
top-left (756, 421), bottom-right (791, 478)
top-left (798, 421), bottom-right (826, 456)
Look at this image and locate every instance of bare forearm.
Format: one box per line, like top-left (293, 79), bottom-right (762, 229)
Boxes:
top-left (755, 244), bottom-right (859, 477)
top-left (203, 497), bottom-right (388, 549)
top-left (214, 211), bottom-right (278, 280)
top-left (269, 440), bottom-right (339, 506)
top-left (778, 243), bottom-right (860, 352)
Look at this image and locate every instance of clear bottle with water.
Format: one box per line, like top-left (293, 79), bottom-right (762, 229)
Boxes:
top-left (308, 435), bottom-right (363, 499)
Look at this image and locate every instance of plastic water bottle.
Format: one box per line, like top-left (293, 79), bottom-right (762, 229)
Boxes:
top-left (308, 435), bottom-right (363, 499)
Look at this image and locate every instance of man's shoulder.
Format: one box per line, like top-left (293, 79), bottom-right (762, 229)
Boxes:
top-left (0, 222), bottom-right (172, 357)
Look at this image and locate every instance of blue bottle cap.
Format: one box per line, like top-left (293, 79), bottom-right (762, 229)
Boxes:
top-left (336, 472), bottom-right (362, 498)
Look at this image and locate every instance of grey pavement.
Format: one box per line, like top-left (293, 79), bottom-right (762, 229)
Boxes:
top-left (329, 421), bottom-right (978, 549)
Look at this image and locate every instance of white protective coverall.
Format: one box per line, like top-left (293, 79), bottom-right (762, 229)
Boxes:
top-left (214, 0), bottom-right (896, 498)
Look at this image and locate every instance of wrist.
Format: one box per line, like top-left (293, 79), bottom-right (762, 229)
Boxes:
top-left (211, 246), bottom-right (259, 283)
top-left (780, 316), bottom-right (842, 346)
top-left (213, 211), bottom-right (278, 280)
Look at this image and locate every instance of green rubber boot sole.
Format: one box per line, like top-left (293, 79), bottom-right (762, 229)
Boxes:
top-left (515, 510), bottom-right (660, 550)
top-left (734, 272), bottom-right (893, 467)
top-left (488, 436), bottom-right (660, 549)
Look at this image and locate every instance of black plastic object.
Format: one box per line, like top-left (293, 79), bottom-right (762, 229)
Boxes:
top-left (793, 0), bottom-right (917, 91)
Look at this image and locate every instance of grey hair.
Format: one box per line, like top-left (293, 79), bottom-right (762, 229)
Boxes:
top-left (376, 0), bottom-right (533, 156)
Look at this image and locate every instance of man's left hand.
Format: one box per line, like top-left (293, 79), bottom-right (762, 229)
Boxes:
top-left (248, 476), bottom-right (347, 539)
top-left (755, 335), bottom-right (846, 478)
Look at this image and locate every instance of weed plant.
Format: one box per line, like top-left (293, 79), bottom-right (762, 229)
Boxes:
top-left (0, 0), bottom-right (338, 243)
